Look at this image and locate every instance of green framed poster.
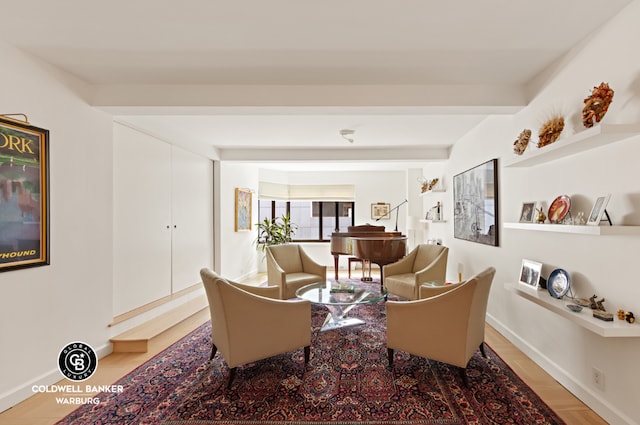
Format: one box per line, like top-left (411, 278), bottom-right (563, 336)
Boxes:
top-left (0, 116), bottom-right (50, 272)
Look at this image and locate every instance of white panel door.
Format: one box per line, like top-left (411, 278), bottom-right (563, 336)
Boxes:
top-left (170, 146), bottom-right (214, 292)
top-left (113, 124), bottom-right (172, 316)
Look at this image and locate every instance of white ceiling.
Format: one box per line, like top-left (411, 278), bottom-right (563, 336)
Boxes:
top-left (0, 0), bottom-right (633, 170)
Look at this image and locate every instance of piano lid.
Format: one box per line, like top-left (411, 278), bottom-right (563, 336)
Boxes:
top-left (347, 224), bottom-right (386, 232)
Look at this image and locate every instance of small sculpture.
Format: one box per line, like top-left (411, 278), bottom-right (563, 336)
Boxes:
top-left (582, 82), bottom-right (614, 128)
top-left (617, 309), bottom-right (635, 324)
top-left (420, 177), bottom-right (439, 193)
top-left (535, 207), bottom-right (547, 224)
top-left (513, 129), bottom-right (532, 155)
top-left (596, 298), bottom-right (606, 312)
top-left (538, 116), bottom-right (565, 148)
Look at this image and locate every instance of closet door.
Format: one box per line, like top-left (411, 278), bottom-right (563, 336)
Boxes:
top-left (113, 124), bottom-right (172, 316)
top-left (170, 146), bottom-right (214, 292)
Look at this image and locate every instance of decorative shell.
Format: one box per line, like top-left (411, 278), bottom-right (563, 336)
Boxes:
top-left (582, 82), bottom-right (614, 128)
top-left (538, 116), bottom-right (564, 148)
top-left (513, 129), bottom-right (532, 155)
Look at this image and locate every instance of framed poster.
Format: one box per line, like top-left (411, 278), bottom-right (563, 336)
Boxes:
top-left (234, 188), bottom-right (252, 232)
top-left (371, 202), bottom-right (390, 220)
top-left (0, 116), bottom-right (50, 272)
top-left (453, 158), bottom-right (499, 246)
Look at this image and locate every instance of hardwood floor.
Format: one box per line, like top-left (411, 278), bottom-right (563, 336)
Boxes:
top-left (0, 271), bottom-right (607, 425)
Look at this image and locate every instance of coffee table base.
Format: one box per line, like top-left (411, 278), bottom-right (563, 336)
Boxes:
top-left (320, 314), bottom-right (365, 332)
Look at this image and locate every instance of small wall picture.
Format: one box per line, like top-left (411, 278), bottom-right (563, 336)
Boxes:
top-left (587, 194), bottom-right (611, 225)
top-left (519, 202), bottom-right (536, 223)
top-left (234, 188), bottom-right (252, 232)
top-left (371, 203), bottom-right (391, 220)
top-left (519, 259), bottom-right (542, 290)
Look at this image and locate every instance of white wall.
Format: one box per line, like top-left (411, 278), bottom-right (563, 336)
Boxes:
top-left (217, 162), bottom-right (260, 280)
top-left (440, 3), bottom-right (640, 423)
top-left (0, 42), bottom-right (114, 411)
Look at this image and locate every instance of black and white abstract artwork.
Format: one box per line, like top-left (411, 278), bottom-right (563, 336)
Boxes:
top-left (453, 158), bottom-right (499, 246)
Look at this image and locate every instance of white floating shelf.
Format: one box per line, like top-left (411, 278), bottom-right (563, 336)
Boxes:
top-left (420, 219), bottom-right (447, 223)
top-left (419, 189), bottom-right (446, 196)
top-left (503, 222), bottom-right (640, 235)
top-left (505, 283), bottom-right (640, 337)
top-left (505, 124), bottom-right (640, 168)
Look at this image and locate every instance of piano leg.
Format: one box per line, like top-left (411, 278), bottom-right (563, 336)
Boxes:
top-left (361, 260), bottom-right (373, 282)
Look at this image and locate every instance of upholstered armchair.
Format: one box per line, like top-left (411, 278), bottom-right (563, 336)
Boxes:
top-left (200, 268), bottom-right (312, 388)
top-left (386, 267), bottom-right (496, 386)
top-left (266, 244), bottom-right (326, 299)
top-left (382, 244), bottom-right (449, 300)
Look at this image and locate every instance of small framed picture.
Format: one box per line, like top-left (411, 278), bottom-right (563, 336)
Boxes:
top-left (519, 259), bottom-right (542, 290)
top-left (587, 194), bottom-right (611, 225)
top-left (519, 202), bottom-right (536, 223)
top-left (371, 203), bottom-right (390, 220)
top-left (234, 188), bottom-right (252, 232)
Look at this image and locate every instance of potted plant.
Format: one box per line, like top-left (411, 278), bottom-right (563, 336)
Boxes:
top-left (254, 213), bottom-right (298, 252)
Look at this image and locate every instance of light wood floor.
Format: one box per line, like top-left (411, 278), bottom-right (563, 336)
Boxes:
top-left (0, 272), bottom-right (607, 425)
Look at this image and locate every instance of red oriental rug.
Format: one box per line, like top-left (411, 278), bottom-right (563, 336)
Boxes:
top-left (57, 282), bottom-right (565, 424)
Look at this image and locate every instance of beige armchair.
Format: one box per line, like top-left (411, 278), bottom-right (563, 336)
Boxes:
top-left (200, 268), bottom-right (312, 388)
top-left (382, 244), bottom-right (449, 300)
top-left (386, 266), bottom-right (496, 386)
top-left (266, 244), bottom-right (326, 299)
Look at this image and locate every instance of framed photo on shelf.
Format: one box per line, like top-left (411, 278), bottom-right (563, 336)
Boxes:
top-left (587, 194), bottom-right (611, 225)
top-left (519, 259), bottom-right (542, 290)
top-left (234, 188), bottom-right (252, 232)
top-left (0, 116), bottom-right (50, 273)
top-left (519, 202), bottom-right (536, 223)
top-left (371, 202), bottom-right (390, 220)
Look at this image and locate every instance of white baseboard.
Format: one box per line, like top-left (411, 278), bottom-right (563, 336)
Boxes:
top-left (486, 314), bottom-right (637, 425)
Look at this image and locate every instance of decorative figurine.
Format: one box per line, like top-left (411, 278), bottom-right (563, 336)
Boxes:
top-left (617, 309), bottom-right (635, 324)
top-left (591, 296), bottom-right (613, 321)
top-left (535, 207), bottom-right (547, 224)
top-left (626, 312), bottom-right (635, 324)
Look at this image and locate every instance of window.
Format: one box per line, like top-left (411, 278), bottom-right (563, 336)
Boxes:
top-left (258, 200), bottom-right (355, 242)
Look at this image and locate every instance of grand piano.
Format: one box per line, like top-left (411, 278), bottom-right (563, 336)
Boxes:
top-left (330, 224), bottom-right (407, 284)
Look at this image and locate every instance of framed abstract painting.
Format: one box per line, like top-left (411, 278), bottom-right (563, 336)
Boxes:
top-left (453, 158), bottom-right (499, 246)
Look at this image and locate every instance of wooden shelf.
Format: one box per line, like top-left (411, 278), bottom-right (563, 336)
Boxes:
top-left (504, 124), bottom-right (640, 168)
top-left (505, 283), bottom-right (640, 337)
top-left (503, 222), bottom-right (640, 235)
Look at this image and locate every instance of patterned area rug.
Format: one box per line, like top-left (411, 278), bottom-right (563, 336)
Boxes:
top-left (57, 281), bottom-right (565, 425)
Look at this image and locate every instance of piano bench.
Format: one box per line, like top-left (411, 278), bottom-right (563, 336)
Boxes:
top-left (348, 257), bottom-right (363, 278)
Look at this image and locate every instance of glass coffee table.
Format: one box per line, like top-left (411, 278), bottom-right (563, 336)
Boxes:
top-left (296, 281), bottom-right (387, 332)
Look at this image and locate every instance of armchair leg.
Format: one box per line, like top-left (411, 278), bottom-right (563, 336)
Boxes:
top-left (210, 343), bottom-right (218, 361)
top-left (479, 342), bottom-right (487, 358)
top-left (226, 367), bottom-right (237, 389)
top-left (458, 367), bottom-right (469, 388)
top-left (387, 348), bottom-right (394, 367)
top-left (304, 346), bottom-right (310, 364)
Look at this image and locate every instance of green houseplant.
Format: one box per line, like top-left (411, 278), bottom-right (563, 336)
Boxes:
top-left (254, 213), bottom-right (298, 252)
